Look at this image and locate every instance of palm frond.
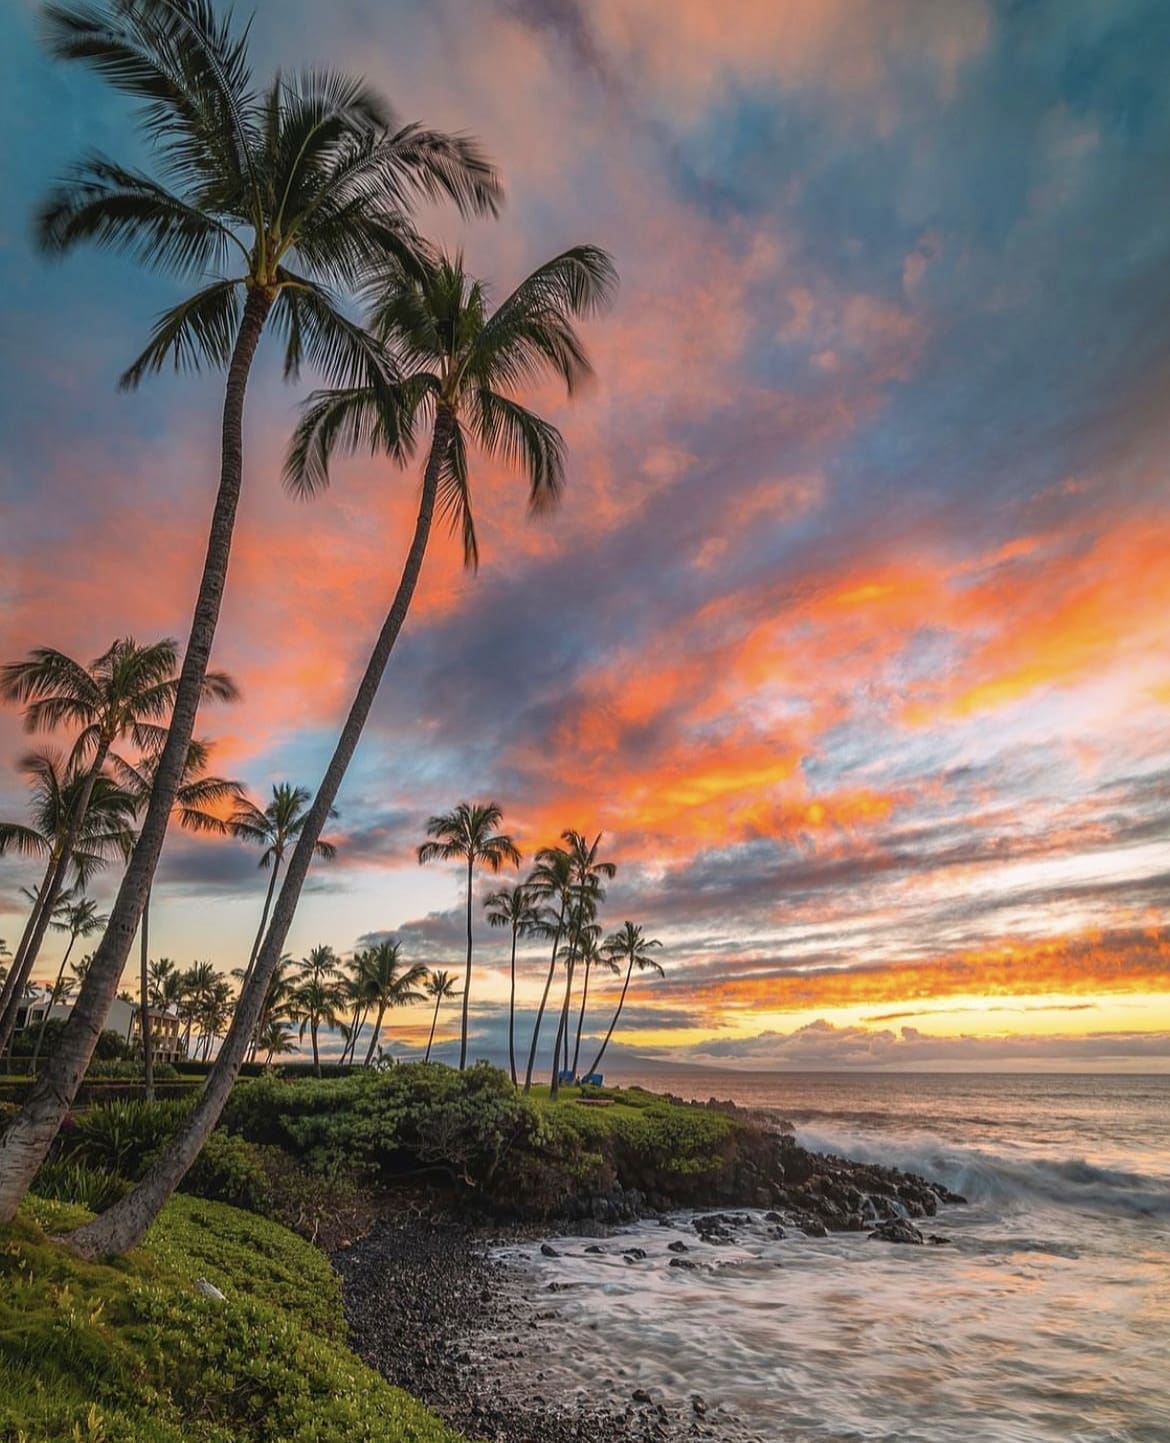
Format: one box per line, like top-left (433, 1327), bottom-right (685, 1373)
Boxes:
top-left (472, 389), bottom-right (566, 514)
top-left (36, 155), bottom-right (243, 274)
top-left (119, 278), bottom-right (243, 388)
top-left (436, 418), bottom-right (478, 571)
top-left (42, 0), bottom-right (259, 197)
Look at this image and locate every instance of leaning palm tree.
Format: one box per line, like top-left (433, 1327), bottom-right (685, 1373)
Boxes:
top-left (549, 831), bottom-right (615, 1096)
top-left (423, 969), bottom-right (460, 1064)
top-left (419, 804), bottom-right (521, 1070)
top-left (228, 784), bottom-right (336, 983)
top-left (114, 737), bottom-right (244, 1094)
top-left (583, 924), bottom-right (664, 1080)
top-left (485, 884), bottom-right (544, 1084)
top-left (0, 639), bottom-right (229, 1026)
top-left (0, 0), bottom-right (502, 1225)
top-left (63, 242), bottom-right (616, 1258)
top-left (0, 752), bottom-right (138, 1057)
top-left (30, 897), bottom-right (111, 1072)
top-left (523, 844), bottom-right (582, 1092)
top-left (354, 941), bottom-right (428, 1066)
top-left (569, 924), bottom-right (613, 1080)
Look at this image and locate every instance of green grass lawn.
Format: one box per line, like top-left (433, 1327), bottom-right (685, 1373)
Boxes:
top-left (0, 1193), bottom-right (468, 1443)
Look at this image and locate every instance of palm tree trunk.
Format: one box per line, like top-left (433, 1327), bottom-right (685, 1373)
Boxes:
top-left (459, 855), bottom-right (474, 1069)
top-left (243, 857), bottom-right (281, 984)
top-left (29, 932), bottom-right (79, 1072)
top-left (363, 1002), bottom-right (387, 1067)
top-left (584, 961), bottom-right (634, 1080)
top-left (140, 886), bottom-right (154, 1100)
top-left (311, 1020), bottom-right (320, 1076)
top-left (0, 848), bottom-right (76, 1061)
top-left (0, 285), bottom-right (273, 1226)
top-left (425, 994), bottom-right (441, 1063)
top-left (0, 853), bottom-right (57, 1048)
top-left (524, 912), bottom-right (564, 1093)
top-left (508, 926), bottom-right (519, 1085)
top-left (570, 955), bottom-right (592, 1078)
top-left (0, 751), bottom-right (111, 1060)
top-left (59, 413), bottom-right (452, 1259)
top-left (550, 889), bottom-right (587, 1096)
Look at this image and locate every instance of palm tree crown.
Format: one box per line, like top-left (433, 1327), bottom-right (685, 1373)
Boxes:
top-left (419, 801), bottom-right (521, 1071)
top-left (38, 0), bottom-right (502, 394)
top-left (286, 246), bottom-right (617, 569)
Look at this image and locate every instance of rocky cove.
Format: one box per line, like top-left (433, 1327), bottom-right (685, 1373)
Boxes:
top-left (333, 1115), bottom-right (968, 1443)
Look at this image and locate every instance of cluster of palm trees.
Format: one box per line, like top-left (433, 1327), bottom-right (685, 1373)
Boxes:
top-left (420, 805), bottom-right (663, 1096)
top-left (0, 0), bottom-right (619, 1258)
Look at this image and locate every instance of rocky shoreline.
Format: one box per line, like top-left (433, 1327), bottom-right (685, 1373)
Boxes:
top-left (333, 1127), bottom-right (966, 1442)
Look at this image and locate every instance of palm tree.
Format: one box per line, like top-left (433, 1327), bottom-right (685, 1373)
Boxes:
top-left (583, 924), bottom-right (664, 1080)
top-left (0, 0), bottom-right (502, 1226)
top-left (549, 830), bottom-right (615, 1096)
top-left (193, 976), bottom-right (234, 1061)
top-left (423, 969), bottom-right (460, 1064)
top-left (114, 737), bottom-right (244, 1094)
top-left (353, 941), bottom-right (428, 1066)
top-left (418, 804), bottom-right (521, 1070)
top-left (64, 243), bottom-right (616, 1258)
top-left (289, 946), bottom-right (340, 1075)
top-left (178, 961), bottom-right (218, 1059)
top-left (0, 752), bottom-right (137, 1057)
top-left (0, 639), bottom-right (227, 1032)
top-left (522, 845), bottom-right (574, 1092)
top-left (569, 924), bottom-right (612, 1080)
top-left (228, 784), bottom-right (336, 983)
top-left (147, 957), bottom-right (180, 1008)
top-left (257, 1019), bottom-right (297, 1066)
top-left (485, 884), bottom-right (544, 1085)
top-left (30, 897), bottom-right (110, 1071)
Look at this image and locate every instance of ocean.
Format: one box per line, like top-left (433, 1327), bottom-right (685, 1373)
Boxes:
top-left (495, 1070), bottom-right (1170, 1442)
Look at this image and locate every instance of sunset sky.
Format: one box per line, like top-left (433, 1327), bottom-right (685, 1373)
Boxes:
top-left (2, 0), bottom-right (1168, 1071)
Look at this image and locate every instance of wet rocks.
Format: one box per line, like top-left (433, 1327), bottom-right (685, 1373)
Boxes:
top-left (668, 1239), bottom-right (689, 1252)
top-left (869, 1218), bottom-right (925, 1245)
top-left (539, 1242), bottom-right (559, 1257)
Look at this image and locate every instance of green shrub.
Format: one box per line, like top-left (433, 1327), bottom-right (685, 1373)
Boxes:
top-left (64, 1098), bottom-right (194, 1177)
top-left (181, 1132), bottom-right (273, 1215)
top-left (225, 1062), bottom-right (548, 1202)
top-left (87, 1060), bottom-right (180, 1082)
top-left (30, 1160), bottom-right (131, 1212)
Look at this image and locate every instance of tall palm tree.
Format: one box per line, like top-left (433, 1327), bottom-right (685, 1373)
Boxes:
top-left (354, 941), bottom-right (428, 1066)
top-left (193, 976), bottom-right (234, 1061)
top-left (147, 957), bottom-right (180, 1008)
top-left (522, 845), bottom-right (573, 1093)
top-left (423, 969), bottom-right (460, 1064)
top-left (549, 830), bottom-right (615, 1096)
top-left (0, 752), bottom-right (137, 1057)
top-left (0, 639), bottom-right (227, 1027)
top-left (65, 243), bottom-right (616, 1259)
top-left (291, 950), bottom-right (341, 1077)
top-left (228, 784), bottom-right (336, 982)
top-left (419, 803), bottom-right (521, 1070)
top-left (583, 923), bottom-right (664, 1080)
top-left (485, 883), bottom-right (544, 1085)
top-left (178, 960), bottom-right (217, 1059)
top-left (114, 737), bottom-right (244, 1094)
top-left (0, 0), bottom-right (502, 1225)
top-left (569, 924), bottom-right (613, 1080)
top-left (30, 897), bottom-right (110, 1071)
